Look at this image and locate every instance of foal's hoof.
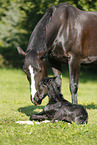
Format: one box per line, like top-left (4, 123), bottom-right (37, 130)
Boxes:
top-left (51, 119), bottom-right (55, 123)
top-left (30, 114), bottom-right (35, 120)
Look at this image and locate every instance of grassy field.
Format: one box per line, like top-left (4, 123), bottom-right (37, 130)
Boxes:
top-left (0, 67), bottom-right (97, 145)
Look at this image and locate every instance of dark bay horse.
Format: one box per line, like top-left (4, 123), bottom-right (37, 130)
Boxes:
top-left (17, 3), bottom-right (97, 104)
top-left (30, 77), bottom-right (88, 124)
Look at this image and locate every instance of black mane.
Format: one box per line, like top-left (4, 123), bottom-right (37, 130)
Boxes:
top-left (26, 3), bottom-right (78, 53)
top-left (26, 8), bottom-right (53, 53)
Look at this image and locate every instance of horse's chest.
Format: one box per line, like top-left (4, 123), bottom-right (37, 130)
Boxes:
top-left (49, 44), bottom-right (68, 63)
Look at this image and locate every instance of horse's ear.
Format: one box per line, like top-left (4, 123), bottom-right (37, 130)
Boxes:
top-left (37, 51), bottom-right (48, 60)
top-left (37, 48), bottom-right (51, 60)
top-left (17, 47), bottom-right (27, 56)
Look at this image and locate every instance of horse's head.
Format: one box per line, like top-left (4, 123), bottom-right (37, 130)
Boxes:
top-left (17, 47), bottom-right (48, 104)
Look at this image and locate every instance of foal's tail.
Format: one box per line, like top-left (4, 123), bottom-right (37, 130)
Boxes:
top-left (82, 112), bottom-right (88, 124)
top-left (75, 108), bottom-right (88, 124)
top-left (81, 109), bottom-right (88, 124)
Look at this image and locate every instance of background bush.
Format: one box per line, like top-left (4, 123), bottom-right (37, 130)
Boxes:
top-left (0, 0), bottom-right (97, 67)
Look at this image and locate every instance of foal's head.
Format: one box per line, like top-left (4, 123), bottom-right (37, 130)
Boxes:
top-left (33, 77), bottom-right (57, 105)
top-left (33, 77), bottom-right (63, 105)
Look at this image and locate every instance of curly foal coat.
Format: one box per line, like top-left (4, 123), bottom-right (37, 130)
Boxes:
top-left (30, 77), bottom-right (88, 124)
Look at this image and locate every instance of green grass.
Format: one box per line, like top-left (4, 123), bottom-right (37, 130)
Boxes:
top-left (0, 68), bottom-right (97, 145)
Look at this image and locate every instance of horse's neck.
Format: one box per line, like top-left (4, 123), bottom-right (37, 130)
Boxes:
top-left (46, 16), bottom-right (60, 47)
top-left (46, 5), bottom-right (80, 48)
top-left (27, 9), bottom-right (52, 53)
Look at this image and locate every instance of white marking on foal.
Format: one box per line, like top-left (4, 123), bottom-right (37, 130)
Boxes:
top-left (28, 65), bottom-right (36, 101)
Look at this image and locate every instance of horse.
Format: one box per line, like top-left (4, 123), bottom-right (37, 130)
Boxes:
top-left (30, 77), bottom-right (88, 124)
top-left (17, 3), bottom-right (97, 104)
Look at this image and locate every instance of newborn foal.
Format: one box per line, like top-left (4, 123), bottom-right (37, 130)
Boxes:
top-left (30, 77), bottom-right (88, 124)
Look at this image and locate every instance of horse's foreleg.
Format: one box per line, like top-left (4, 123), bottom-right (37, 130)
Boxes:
top-left (68, 56), bottom-right (80, 104)
top-left (52, 67), bottom-right (62, 92)
top-left (48, 57), bottom-right (62, 91)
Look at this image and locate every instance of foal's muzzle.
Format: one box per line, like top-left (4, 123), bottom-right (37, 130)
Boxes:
top-left (30, 95), bottom-right (42, 105)
top-left (30, 96), bottom-right (38, 105)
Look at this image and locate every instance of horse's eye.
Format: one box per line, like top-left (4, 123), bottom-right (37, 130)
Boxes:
top-left (23, 68), bottom-right (27, 73)
top-left (35, 68), bottom-right (41, 73)
top-left (39, 70), bottom-right (42, 73)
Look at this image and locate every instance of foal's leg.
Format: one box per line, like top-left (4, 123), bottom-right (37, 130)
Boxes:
top-left (30, 110), bottom-right (49, 121)
top-left (34, 110), bottom-right (45, 115)
top-left (30, 114), bottom-right (49, 121)
top-left (68, 55), bottom-right (80, 104)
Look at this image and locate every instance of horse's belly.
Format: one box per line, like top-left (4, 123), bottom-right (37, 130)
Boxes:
top-left (81, 56), bottom-right (97, 64)
top-left (81, 20), bottom-right (97, 63)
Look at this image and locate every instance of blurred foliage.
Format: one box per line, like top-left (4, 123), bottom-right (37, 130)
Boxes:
top-left (0, 0), bottom-right (97, 67)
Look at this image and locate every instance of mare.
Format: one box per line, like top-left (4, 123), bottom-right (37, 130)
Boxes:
top-left (17, 3), bottom-right (97, 104)
top-left (30, 77), bottom-right (88, 124)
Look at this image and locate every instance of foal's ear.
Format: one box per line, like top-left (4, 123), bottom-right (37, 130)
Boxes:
top-left (50, 76), bottom-right (57, 81)
top-left (17, 47), bottom-right (27, 57)
top-left (52, 76), bottom-right (57, 80)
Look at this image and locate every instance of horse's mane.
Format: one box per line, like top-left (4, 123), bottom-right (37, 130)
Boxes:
top-left (26, 8), bottom-right (53, 53)
top-left (26, 3), bottom-right (78, 53)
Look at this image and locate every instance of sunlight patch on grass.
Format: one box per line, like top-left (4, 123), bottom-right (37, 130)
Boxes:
top-left (0, 68), bottom-right (97, 145)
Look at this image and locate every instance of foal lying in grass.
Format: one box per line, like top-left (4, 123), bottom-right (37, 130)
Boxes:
top-left (30, 77), bottom-right (88, 124)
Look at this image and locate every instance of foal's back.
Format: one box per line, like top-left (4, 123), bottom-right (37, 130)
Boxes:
top-left (44, 77), bottom-right (88, 124)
